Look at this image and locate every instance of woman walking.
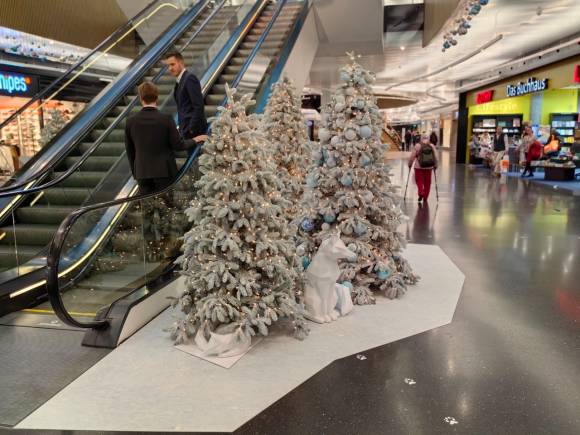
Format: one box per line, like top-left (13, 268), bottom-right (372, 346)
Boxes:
top-left (408, 133), bottom-right (438, 203)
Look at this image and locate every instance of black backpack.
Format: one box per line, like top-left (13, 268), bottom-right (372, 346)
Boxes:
top-left (417, 144), bottom-right (435, 168)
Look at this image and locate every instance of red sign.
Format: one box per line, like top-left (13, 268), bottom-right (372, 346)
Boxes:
top-left (574, 65), bottom-right (580, 83)
top-left (476, 90), bottom-right (494, 104)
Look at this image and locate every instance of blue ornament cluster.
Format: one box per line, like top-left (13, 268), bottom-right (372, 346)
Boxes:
top-left (442, 0), bottom-right (490, 52)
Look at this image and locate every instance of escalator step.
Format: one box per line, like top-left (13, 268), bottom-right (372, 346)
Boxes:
top-left (224, 65), bottom-right (242, 75)
top-left (236, 48), bottom-right (279, 57)
top-left (205, 94), bottom-right (226, 105)
top-left (218, 74), bottom-right (236, 84)
top-left (40, 188), bottom-right (91, 206)
top-left (51, 171), bottom-right (104, 188)
top-left (0, 245), bottom-right (40, 268)
top-left (205, 105), bottom-right (218, 117)
top-left (91, 129), bottom-right (124, 142)
top-left (229, 57), bottom-right (247, 65)
top-left (0, 224), bottom-right (59, 246)
top-left (16, 206), bottom-right (78, 225)
top-left (64, 156), bottom-right (118, 172)
top-left (240, 41), bottom-right (282, 50)
top-left (78, 142), bottom-right (125, 157)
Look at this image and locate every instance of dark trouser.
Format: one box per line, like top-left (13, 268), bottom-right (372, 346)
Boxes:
top-left (522, 162), bottom-right (534, 176)
top-left (137, 177), bottom-right (173, 195)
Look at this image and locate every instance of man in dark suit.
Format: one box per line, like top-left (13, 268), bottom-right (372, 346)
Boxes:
top-left (164, 51), bottom-right (208, 140)
top-left (125, 81), bottom-right (194, 194)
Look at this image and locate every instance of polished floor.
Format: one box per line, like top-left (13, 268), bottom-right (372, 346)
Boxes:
top-left (3, 151), bottom-right (580, 434)
top-left (238, 151), bottom-right (580, 434)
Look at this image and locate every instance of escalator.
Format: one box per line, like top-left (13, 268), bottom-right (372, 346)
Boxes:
top-left (44, 0), bottom-right (311, 347)
top-left (0, 3), bottom-right (237, 272)
top-left (0, 0), bottom-right (264, 308)
top-left (0, 0), bottom-right (310, 324)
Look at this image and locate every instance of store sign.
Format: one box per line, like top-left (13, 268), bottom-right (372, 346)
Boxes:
top-left (476, 90), bottom-right (494, 104)
top-left (574, 65), bottom-right (580, 83)
top-left (506, 77), bottom-right (548, 97)
top-left (0, 71), bottom-right (38, 97)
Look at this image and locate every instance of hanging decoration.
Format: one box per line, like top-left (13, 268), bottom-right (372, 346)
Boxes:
top-left (441, 0), bottom-right (491, 52)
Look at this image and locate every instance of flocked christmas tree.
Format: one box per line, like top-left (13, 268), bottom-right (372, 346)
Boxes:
top-left (299, 52), bottom-right (418, 305)
top-left (169, 84), bottom-right (308, 345)
top-left (260, 77), bottom-right (311, 220)
top-left (40, 108), bottom-right (67, 146)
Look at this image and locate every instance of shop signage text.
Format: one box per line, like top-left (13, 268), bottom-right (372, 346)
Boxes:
top-left (574, 65), bottom-right (580, 83)
top-left (0, 72), bottom-right (38, 97)
top-left (476, 90), bottom-right (494, 104)
top-left (506, 77), bottom-right (548, 98)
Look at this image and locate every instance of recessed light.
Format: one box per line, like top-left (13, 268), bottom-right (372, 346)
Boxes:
top-left (400, 46), bottom-right (406, 51)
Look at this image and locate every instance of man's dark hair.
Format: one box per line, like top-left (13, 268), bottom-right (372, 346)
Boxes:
top-left (164, 51), bottom-right (184, 62)
top-left (138, 81), bottom-right (159, 104)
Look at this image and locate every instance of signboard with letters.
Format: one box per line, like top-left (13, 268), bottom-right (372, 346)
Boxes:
top-left (476, 90), bottom-right (494, 104)
top-left (0, 71), bottom-right (39, 97)
top-left (506, 77), bottom-right (548, 98)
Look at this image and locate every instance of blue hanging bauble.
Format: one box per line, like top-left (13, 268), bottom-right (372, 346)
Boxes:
top-left (306, 173), bottom-right (318, 188)
top-left (344, 129), bottom-right (357, 141)
top-left (341, 281), bottom-right (353, 290)
top-left (359, 154), bottom-right (371, 167)
top-left (323, 213), bottom-right (336, 223)
top-left (354, 221), bottom-right (367, 235)
top-left (443, 41), bottom-right (451, 49)
top-left (322, 149), bottom-right (329, 160)
top-left (340, 70), bottom-right (350, 82)
top-left (330, 135), bottom-right (341, 146)
top-left (458, 27), bottom-right (468, 36)
top-left (479, 0), bottom-right (489, 4)
top-left (302, 256), bottom-right (311, 269)
top-left (326, 156), bottom-right (337, 168)
top-left (377, 269), bottom-right (390, 280)
top-left (300, 218), bottom-right (314, 232)
top-left (340, 174), bottom-right (353, 186)
top-left (359, 125), bottom-right (372, 138)
top-left (356, 99), bottom-right (365, 109)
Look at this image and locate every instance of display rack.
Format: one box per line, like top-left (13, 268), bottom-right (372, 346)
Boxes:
top-left (471, 114), bottom-right (523, 137)
top-left (551, 113), bottom-right (578, 144)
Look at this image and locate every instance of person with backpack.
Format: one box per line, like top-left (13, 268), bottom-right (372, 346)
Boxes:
top-left (408, 133), bottom-right (438, 203)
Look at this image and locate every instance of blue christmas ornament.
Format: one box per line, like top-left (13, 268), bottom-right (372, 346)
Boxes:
top-left (340, 70), bottom-right (350, 82)
top-left (306, 173), bottom-right (318, 188)
top-left (302, 256), bottom-right (311, 269)
top-left (377, 270), bottom-right (390, 280)
top-left (356, 99), bottom-right (365, 109)
top-left (323, 213), bottom-right (336, 223)
top-left (354, 221), bottom-right (367, 235)
top-left (359, 154), bottom-right (371, 167)
top-left (322, 149), bottom-right (329, 161)
top-left (341, 281), bottom-right (353, 290)
top-left (359, 125), bottom-right (372, 138)
top-left (340, 174), bottom-right (353, 186)
top-left (479, 0), bottom-right (489, 4)
top-left (443, 41), bottom-right (451, 49)
top-left (326, 156), bottom-right (337, 167)
top-left (301, 218), bottom-right (314, 232)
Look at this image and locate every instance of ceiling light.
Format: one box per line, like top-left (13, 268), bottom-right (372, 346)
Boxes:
top-left (400, 46), bottom-right (405, 51)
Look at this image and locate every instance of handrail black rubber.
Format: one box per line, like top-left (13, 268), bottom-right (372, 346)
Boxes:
top-left (46, 0), bottom-right (288, 330)
top-left (0, 0), bottom-right (208, 197)
top-left (0, 0), bottom-right (159, 134)
top-left (0, 0), bottom-right (226, 201)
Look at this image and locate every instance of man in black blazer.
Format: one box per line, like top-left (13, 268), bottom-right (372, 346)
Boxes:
top-left (125, 81), bottom-right (195, 194)
top-left (164, 51), bottom-right (208, 139)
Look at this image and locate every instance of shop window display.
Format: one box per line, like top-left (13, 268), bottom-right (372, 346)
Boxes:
top-left (0, 99), bottom-right (84, 182)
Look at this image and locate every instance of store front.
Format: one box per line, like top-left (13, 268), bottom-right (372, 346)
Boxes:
top-left (458, 55), bottom-right (580, 166)
top-left (0, 66), bottom-right (100, 181)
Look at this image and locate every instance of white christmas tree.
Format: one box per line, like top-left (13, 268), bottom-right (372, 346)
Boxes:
top-left (40, 108), bottom-right (67, 146)
top-left (169, 84), bottom-right (308, 346)
top-left (299, 52), bottom-right (418, 305)
top-left (260, 77), bottom-right (311, 220)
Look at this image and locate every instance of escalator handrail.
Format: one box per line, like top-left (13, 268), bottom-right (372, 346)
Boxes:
top-left (0, 0), bottom-right (160, 133)
top-left (0, 1), bottom-right (210, 215)
top-left (0, 0), bottom-right (227, 201)
top-left (47, 144), bottom-right (203, 329)
top-left (46, 0), bottom-right (287, 329)
top-left (230, 0), bottom-right (287, 90)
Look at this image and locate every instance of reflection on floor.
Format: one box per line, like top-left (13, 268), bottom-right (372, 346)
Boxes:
top-left (5, 149), bottom-right (580, 433)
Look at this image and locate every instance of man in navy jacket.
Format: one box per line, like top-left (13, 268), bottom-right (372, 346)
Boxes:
top-left (164, 51), bottom-right (208, 139)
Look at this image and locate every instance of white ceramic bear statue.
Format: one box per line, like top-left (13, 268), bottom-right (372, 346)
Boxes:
top-left (304, 234), bottom-right (357, 323)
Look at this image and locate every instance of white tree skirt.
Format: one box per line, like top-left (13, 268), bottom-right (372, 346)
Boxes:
top-left (17, 244), bottom-right (464, 433)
